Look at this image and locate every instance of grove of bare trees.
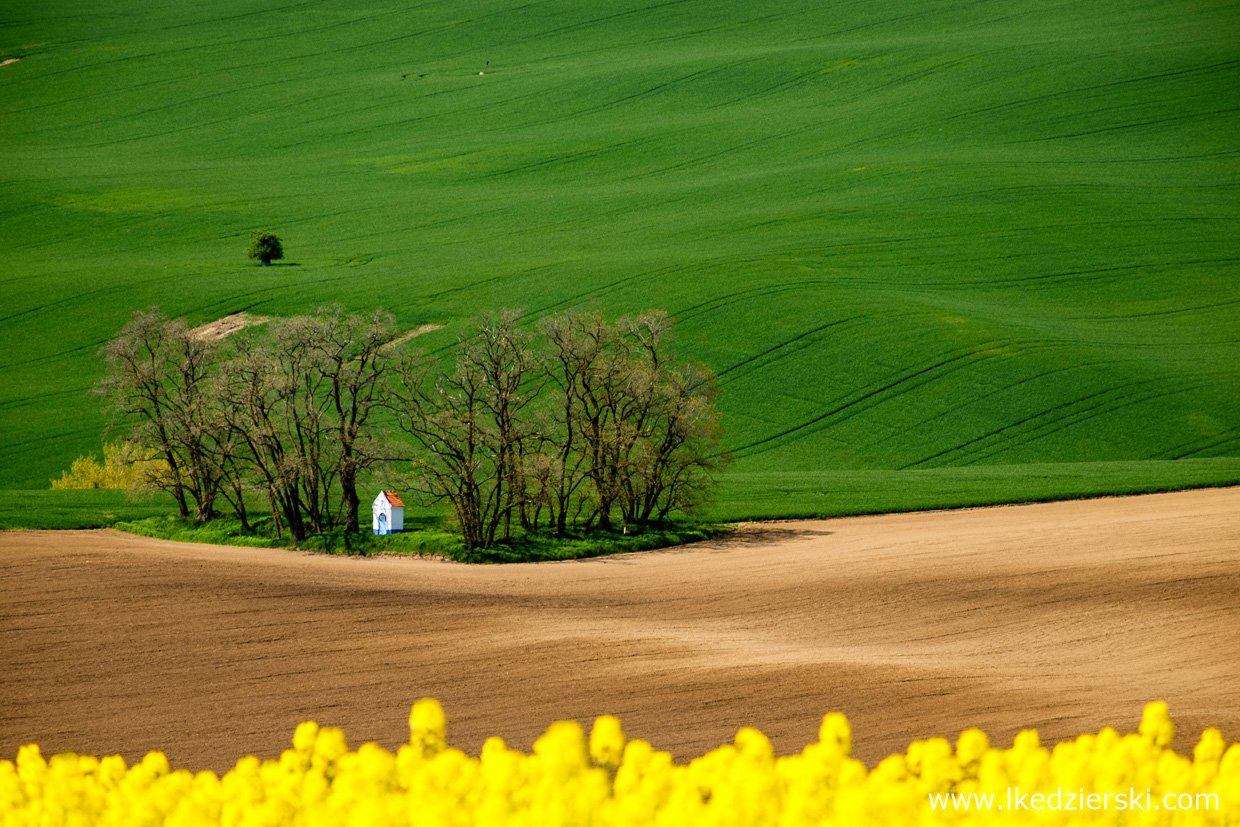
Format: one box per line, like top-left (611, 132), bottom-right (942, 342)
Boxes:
top-left (96, 305), bottom-right (727, 552)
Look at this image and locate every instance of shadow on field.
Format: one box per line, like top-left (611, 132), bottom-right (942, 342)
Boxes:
top-left (707, 525), bottom-right (834, 549)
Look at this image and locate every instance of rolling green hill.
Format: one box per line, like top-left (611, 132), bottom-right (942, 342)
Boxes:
top-left (2, 0), bottom-right (1238, 517)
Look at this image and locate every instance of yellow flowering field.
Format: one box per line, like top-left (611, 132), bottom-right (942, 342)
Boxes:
top-left (2, 700), bottom-right (1236, 826)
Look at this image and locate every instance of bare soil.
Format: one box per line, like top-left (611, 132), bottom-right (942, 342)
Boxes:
top-left (187, 312), bottom-right (269, 341)
top-left (2, 488), bottom-right (1237, 772)
top-left (187, 316), bottom-right (441, 346)
top-left (383, 323), bottom-right (446, 349)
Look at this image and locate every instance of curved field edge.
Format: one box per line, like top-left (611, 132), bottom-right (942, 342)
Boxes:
top-left (0, 491), bottom-right (730, 563)
top-left (4, 458), bottom-right (1239, 534)
top-left (106, 515), bottom-right (730, 563)
top-left (703, 459), bottom-right (1240, 521)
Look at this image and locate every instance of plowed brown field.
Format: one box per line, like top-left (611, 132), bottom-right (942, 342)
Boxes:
top-left (2, 488), bottom-right (1238, 772)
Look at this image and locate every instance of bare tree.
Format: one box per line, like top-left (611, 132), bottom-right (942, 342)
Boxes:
top-left (468, 310), bottom-right (540, 540)
top-left (214, 337), bottom-right (294, 540)
top-left (533, 310), bottom-right (600, 535)
top-left (214, 322), bottom-right (328, 543)
top-left (310, 306), bottom-right (400, 533)
top-left (612, 311), bottom-right (728, 524)
top-left (211, 427), bottom-right (253, 532)
top-left (393, 310), bottom-right (537, 553)
top-left (534, 309), bottom-right (728, 531)
top-left (619, 359), bottom-right (727, 524)
top-left (95, 308), bottom-right (225, 521)
top-left (536, 309), bottom-right (629, 530)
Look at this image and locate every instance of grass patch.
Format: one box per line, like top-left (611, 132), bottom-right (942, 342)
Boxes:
top-left (110, 515), bottom-right (285, 549)
top-left (705, 459), bottom-right (1240, 521)
top-left (107, 513), bottom-right (730, 563)
top-left (0, 489), bottom-right (177, 530)
top-left (456, 524), bottom-right (732, 564)
top-left (108, 514), bottom-right (463, 556)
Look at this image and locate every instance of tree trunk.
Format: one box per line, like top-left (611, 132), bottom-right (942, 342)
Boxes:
top-left (341, 474), bottom-right (360, 533)
top-left (234, 486), bottom-right (251, 533)
top-left (282, 499), bottom-right (306, 544)
top-left (172, 487), bottom-right (189, 518)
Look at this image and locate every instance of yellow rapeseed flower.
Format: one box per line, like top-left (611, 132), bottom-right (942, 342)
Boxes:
top-left (590, 715), bottom-right (626, 772)
top-left (409, 697), bottom-right (448, 758)
top-left (3, 701), bottom-right (1237, 826)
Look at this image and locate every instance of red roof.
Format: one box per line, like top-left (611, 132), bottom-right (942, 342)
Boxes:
top-left (383, 490), bottom-right (405, 507)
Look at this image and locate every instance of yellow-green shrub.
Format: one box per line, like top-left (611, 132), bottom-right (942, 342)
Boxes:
top-left (50, 440), bottom-right (166, 490)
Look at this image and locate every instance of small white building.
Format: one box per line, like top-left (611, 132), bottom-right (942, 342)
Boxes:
top-left (372, 490), bottom-right (405, 535)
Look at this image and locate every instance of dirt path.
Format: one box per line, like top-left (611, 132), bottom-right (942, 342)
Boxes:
top-left (187, 312), bottom-right (269, 341)
top-left (2, 488), bottom-right (1238, 771)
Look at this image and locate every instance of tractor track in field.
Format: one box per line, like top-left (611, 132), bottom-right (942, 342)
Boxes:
top-left (0, 344), bottom-right (102, 375)
top-left (898, 373), bottom-right (1188, 469)
top-left (1165, 434), bottom-right (1240, 460)
top-left (0, 278), bottom-right (166, 325)
top-left (928, 379), bottom-right (1212, 467)
top-left (1011, 105), bottom-right (1240, 144)
top-left (864, 358), bottom-right (1093, 454)
top-left (709, 312), bottom-right (942, 390)
top-left (937, 57), bottom-right (1240, 128)
top-left (674, 281), bottom-right (828, 325)
top-left (729, 341), bottom-right (1020, 460)
top-left (2, 487), bottom-right (1237, 773)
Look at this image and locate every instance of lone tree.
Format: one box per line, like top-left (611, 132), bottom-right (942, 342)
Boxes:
top-left (248, 230), bottom-right (284, 266)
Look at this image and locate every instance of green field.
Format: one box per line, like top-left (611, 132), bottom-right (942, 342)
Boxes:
top-left (0, 489), bottom-right (176, 530)
top-left (2, 0), bottom-right (1238, 517)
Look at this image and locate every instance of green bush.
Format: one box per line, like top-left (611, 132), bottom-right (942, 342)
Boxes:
top-left (246, 230), bottom-right (283, 266)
